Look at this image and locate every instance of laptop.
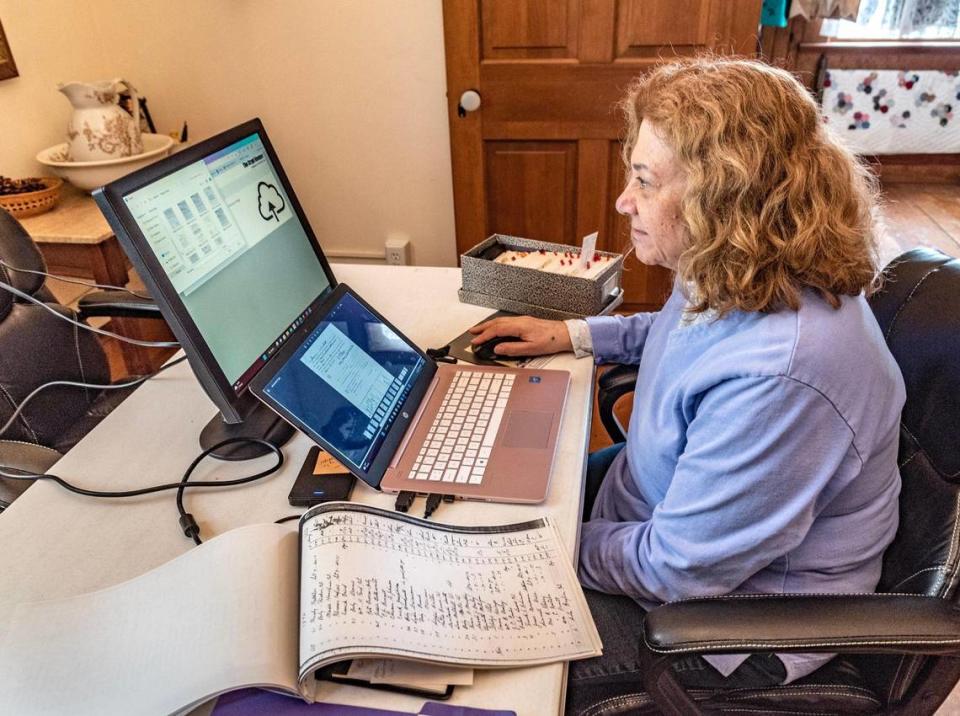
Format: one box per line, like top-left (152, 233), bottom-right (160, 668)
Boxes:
top-left (249, 283), bottom-right (570, 503)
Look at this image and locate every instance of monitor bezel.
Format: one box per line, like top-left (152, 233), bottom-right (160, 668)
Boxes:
top-left (93, 118), bottom-right (338, 422)
top-left (248, 282), bottom-right (438, 490)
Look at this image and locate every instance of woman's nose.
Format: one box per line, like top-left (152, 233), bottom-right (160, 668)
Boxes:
top-left (615, 187), bottom-right (635, 216)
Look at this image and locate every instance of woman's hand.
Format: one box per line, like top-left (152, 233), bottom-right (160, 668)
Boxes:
top-left (468, 316), bottom-right (573, 357)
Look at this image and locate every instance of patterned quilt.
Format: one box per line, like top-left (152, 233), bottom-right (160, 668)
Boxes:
top-left (821, 69), bottom-right (960, 154)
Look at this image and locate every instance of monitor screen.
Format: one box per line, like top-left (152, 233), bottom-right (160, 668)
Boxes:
top-left (261, 291), bottom-right (426, 471)
top-left (120, 132), bottom-right (332, 393)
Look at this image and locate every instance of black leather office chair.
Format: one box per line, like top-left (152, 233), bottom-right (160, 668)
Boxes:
top-left (0, 208), bottom-right (163, 510)
top-left (581, 248), bottom-right (960, 715)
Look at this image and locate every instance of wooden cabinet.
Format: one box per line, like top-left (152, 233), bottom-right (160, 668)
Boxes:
top-left (444, 0), bottom-right (762, 310)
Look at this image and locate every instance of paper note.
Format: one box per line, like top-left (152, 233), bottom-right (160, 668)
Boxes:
top-left (313, 450), bottom-right (349, 475)
top-left (578, 231), bottom-right (598, 270)
top-left (346, 658), bottom-right (474, 688)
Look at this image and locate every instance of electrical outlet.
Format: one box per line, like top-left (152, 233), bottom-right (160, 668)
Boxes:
top-left (385, 235), bottom-right (411, 265)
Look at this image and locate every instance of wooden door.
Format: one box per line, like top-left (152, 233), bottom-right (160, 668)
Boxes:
top-left (443, 0), bottom-right (762, 311)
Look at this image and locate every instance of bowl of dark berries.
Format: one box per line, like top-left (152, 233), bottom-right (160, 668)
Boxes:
top-left (0, 176), bottom-right (63, 219)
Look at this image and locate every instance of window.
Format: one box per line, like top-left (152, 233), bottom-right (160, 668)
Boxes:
top-left (822, 0), bottom-right (960, 39)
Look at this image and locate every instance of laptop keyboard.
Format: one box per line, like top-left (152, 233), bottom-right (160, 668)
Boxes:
top-left (410, 370), bottom-right (515, 484)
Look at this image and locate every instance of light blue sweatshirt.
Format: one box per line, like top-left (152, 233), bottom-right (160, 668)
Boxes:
top-left (580, 285), bottom-right (905, 682)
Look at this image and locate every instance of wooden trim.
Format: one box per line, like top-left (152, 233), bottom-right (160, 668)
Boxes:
top-left (578, 0), bottom-right (615, 63)
top-left (443, 1), bottom-right (486, 259)
top-left (871, 154), bottom-right (960, 165)
top-left (801, 41), bottom-right (960, 53)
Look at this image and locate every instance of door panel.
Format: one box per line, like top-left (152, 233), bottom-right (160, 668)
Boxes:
top-left (481, 0), bottom-right (579, 59)
top-left (444, 0), bottom-right (761, 310)
top-left (615, 0), bottom-right (711, 58)
top-left (485, 141), bottom-right (578, 243)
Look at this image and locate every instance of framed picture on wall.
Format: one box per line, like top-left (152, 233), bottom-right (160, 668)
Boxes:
top-left (0, 18), bottom-right (19, 81)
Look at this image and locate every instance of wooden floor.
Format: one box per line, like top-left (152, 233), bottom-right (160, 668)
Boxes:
top-left (587, 181), bottom-right (960, 453)
top-left (880, 183), bottom-right (960, 260)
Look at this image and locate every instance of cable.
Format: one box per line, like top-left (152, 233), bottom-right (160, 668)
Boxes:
top-left (0, 277), bottom-right (179, 348)
top-left (394, 490), bottom-right (415, 513)
top-left (274, 515), bottom-right (301, 524)
top-left (0, 355), bottom-right (188, 439)
top-left (0, 436), bottom-right (284, 545)
top-left (424, 493), bottom-right (442, 519)
top-left (175, 437), bottom-right (284, 544)
top-left (0, 257), bottom-right (150, 299)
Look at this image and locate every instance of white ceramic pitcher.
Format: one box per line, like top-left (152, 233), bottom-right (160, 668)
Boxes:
top-left (57, 78), bottom-right (143, 161)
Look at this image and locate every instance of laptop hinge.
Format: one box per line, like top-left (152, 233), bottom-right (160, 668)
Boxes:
top-left (389, 372), bottom-right (442, 470)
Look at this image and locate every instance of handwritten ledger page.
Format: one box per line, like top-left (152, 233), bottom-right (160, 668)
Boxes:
top-left (298, 504), bottom-right (602, 683)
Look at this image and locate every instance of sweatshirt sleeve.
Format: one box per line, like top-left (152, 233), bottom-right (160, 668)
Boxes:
top-left (578, 375), bottom-right (858, 603)
top-left (584, 312), bottom-right (658, 365)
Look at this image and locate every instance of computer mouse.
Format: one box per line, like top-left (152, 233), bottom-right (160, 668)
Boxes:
top-left (473, 335), bottom-right (525, 362)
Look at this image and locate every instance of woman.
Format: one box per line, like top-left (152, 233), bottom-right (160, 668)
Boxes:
top-left (469, 58), bottom-right (905, 703)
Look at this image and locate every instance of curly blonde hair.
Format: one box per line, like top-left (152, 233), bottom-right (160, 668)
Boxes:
top-left (622, 57), bottom-right (881, 315)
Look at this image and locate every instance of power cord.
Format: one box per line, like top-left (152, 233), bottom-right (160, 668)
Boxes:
top-left (0, 277), bottom-right (179, 348)
top-left (0, 355), bottom-right (188, 439)
top-left (0, 436), bottom-right (284, 545)
top-left (174, 437), bottom-right (284, 545)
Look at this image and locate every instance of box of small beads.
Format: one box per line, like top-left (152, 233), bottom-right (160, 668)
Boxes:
top-left (459, 234), bottom-right (624, 319)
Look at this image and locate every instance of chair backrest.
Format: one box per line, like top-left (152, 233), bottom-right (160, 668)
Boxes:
top-left (857, 248), bottom-right (960, 703)
top-left (0, 209), bottom-right (110, 449)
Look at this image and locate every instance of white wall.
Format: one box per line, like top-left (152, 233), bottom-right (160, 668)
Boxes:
top-left (0, 0), bottom-right (457, 267)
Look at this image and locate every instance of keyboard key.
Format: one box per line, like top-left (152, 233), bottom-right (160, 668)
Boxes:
top-left (456, 465), bottom-right (472, 483)
top-left (443, 468), bottom-right (456, 482)
top-left (482, 408), bottom-right (505, 448)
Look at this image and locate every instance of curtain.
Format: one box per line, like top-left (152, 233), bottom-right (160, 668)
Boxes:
top-left (820, 0), bottom-right (960, 37)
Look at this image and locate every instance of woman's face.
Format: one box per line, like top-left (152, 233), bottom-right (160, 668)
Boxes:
top-left (615, 120), bottom-right (688, 271)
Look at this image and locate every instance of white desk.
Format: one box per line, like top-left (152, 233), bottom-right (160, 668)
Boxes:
top-left (0, 264), bottom-right (595, 716)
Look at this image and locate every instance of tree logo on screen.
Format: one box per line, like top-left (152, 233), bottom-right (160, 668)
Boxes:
top-left (257, 182), bottom-right (286, 222)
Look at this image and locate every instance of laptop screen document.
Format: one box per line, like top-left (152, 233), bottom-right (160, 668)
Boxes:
top-left (260, 291), bottom-right (426, 472)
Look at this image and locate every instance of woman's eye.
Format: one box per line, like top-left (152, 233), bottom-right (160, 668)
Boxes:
top-left (635, 176), bottom-right (649, 189)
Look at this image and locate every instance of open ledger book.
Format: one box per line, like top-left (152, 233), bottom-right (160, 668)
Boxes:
top-left (0, 503), bottom-right (602, 715)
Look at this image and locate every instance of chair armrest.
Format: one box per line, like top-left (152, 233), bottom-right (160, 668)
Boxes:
top-left (644, 593), bottom-right (960, 657)
top-left (77, 290), bottom-right (162, 320)
top-left (0, 440), bottom-right (62, 508)
top-left (597, 364), bottom-right (639, 443)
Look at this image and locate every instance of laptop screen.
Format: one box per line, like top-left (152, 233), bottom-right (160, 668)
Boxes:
top-left (261, 291), bottom-right (426, 471)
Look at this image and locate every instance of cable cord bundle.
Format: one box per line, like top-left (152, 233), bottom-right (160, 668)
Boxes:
top-left (0, 258), bottom-right (178, 348)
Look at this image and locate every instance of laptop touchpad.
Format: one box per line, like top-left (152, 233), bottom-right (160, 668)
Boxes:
top-left (502, 411), bottom-right (553, 449)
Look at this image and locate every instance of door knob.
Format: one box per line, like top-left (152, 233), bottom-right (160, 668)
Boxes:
top-left (458, 90), bottom-right (481, 117)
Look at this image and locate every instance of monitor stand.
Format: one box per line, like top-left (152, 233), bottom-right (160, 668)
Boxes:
top-left (200, 396), bottom-right (295, 461)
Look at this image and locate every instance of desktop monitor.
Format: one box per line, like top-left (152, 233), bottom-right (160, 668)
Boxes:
top-left (93, 119), bottom-right (337, 459)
